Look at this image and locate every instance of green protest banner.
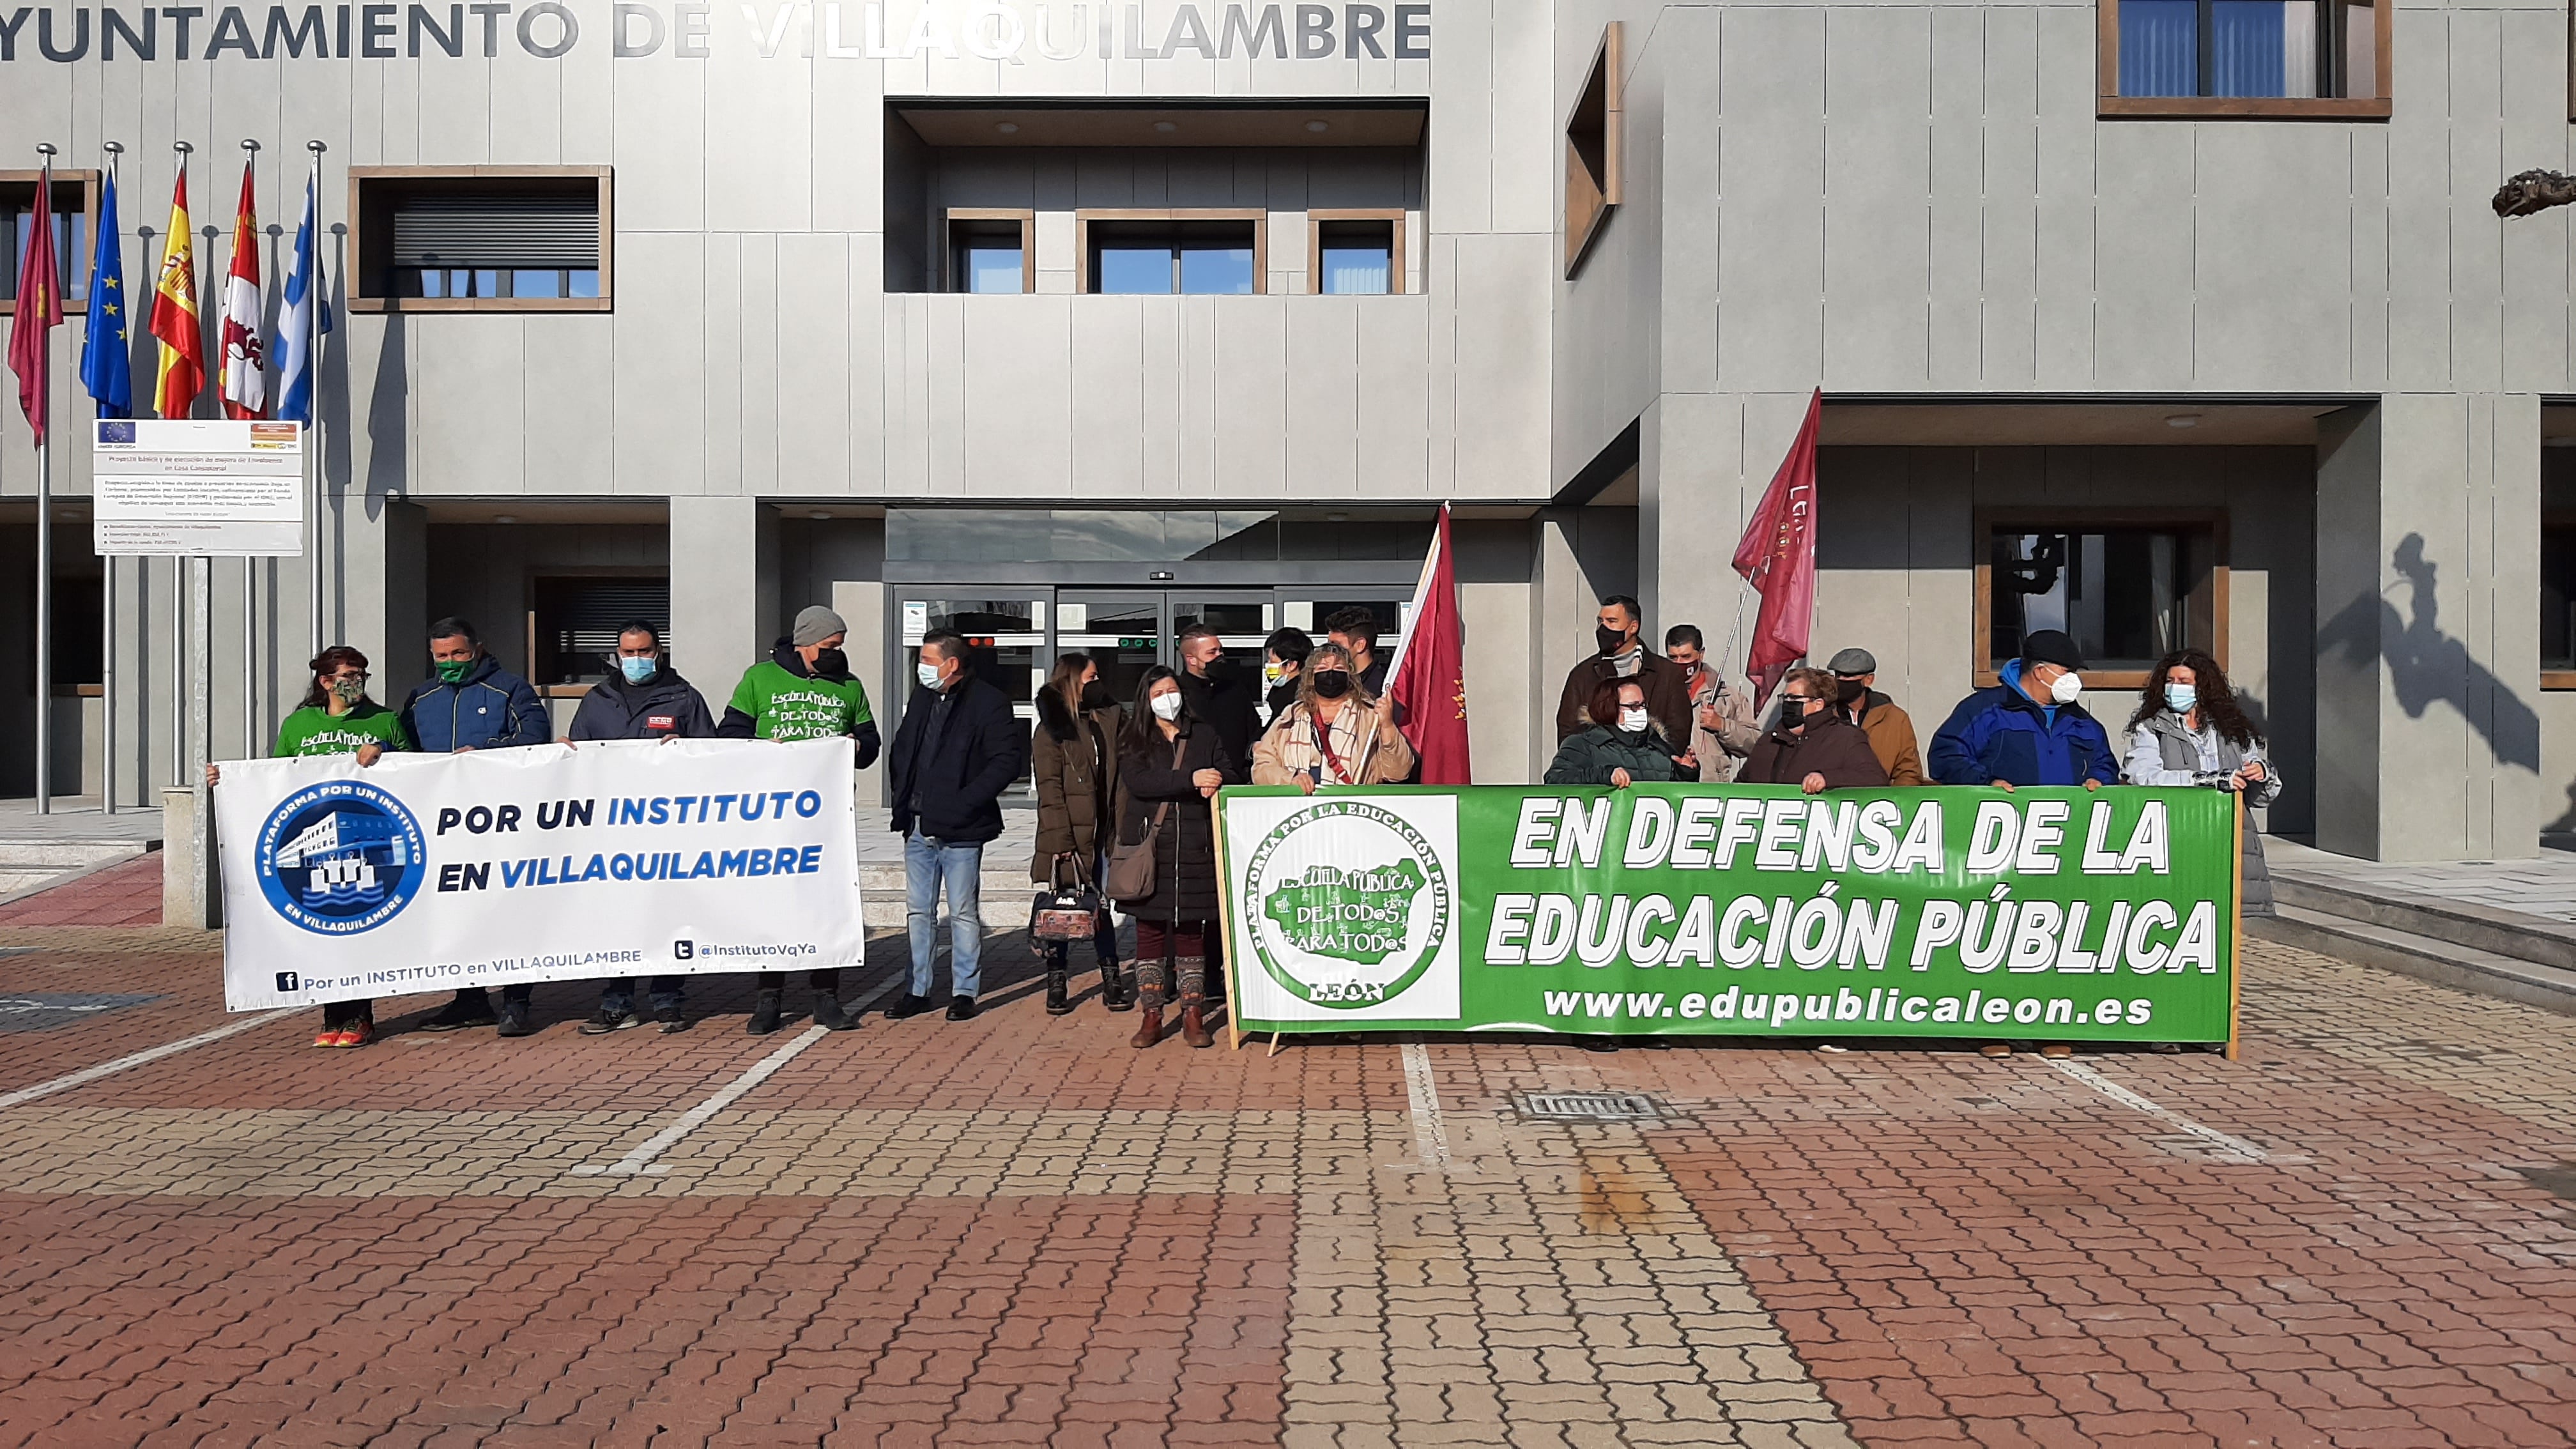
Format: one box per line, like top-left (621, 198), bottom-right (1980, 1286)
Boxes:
top-left (1215, 785), bottom-right (2241, 1046)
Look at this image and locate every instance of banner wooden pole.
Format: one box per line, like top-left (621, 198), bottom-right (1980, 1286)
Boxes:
top-left (2227, 790), bottom-right (2244, 1062)
top-left (1213, 789), bottom-right (1243, 1050)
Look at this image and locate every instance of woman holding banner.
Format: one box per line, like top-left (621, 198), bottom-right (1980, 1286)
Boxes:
top-left (2124, 650), bottom-right (2281, 919)
top-left (1115, 667), bottom-right (1241, 1050)
top-left (1544, 678), bottom-right (1694, 788)
top-left (208, 646), bottom-right (413, 1047)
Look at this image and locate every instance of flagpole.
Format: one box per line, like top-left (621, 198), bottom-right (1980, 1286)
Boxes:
top-left (32, 143), bottom-right (56, 814)
top-left (100, 141), bottom-right (122, 814)
top-left (238, 139), bottom-right (257, 760)
top-left (304, 140), bottom-right (325, 662)
top-left (169, 139), bottom-right (191, 798)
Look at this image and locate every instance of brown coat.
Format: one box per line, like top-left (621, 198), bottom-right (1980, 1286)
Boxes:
top-left (1030, 686), bottom-right (1125, 882)
top-left (1555, 648), bottom-right (1694, 746)
top-left (1843, 693), bottom-right (1924, 786)
top-left (1738, 714), bottom-right (1891, 790)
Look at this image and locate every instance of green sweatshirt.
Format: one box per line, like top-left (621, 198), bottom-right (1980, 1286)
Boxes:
top-left (273, 700), bottom-right (415, 758)
top-left (726, 660), bottom-right (873, 742)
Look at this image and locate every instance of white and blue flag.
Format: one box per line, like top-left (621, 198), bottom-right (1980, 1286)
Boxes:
top-left (275, 174), bottom-right (332, 425)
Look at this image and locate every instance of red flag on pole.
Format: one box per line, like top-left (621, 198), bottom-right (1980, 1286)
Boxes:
top-left (1730, 388), bottom-right (1822, 698)
top-left (7, 163), bottom-right (64, 445)
top-left (1388, 503), bottom-right (1472, 785)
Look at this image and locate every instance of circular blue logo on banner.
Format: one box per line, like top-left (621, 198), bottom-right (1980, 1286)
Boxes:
top-left (255, 780), bottom-right (428, 935)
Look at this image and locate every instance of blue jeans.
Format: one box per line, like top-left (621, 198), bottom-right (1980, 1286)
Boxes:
top-left (907, 829), bottom-right (985, 998)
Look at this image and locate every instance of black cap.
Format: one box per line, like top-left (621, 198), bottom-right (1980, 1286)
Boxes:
top-left (2018, 630), bottom-right (2086, 672)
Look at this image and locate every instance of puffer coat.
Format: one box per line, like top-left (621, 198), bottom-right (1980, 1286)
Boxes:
top-left (2124, 710), bottom-right (2282, 917)
top-left (1031, 686), bottom-right (1124, 882)
top-left (1116, 716), bottom-right (1242, 924)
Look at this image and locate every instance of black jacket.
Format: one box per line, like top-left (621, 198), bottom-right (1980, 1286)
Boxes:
top-left (1177, 668), bottom-right (1261, 776)
top-left (887, 675), bottom-right (1027, 844)
top-left (566, 665), bottom-right (716, 741)
top-left (1117, 716), bottom-right (1242, 924)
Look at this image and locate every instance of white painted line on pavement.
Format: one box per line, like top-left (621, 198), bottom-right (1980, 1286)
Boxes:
top-left (2046, 1057), bottom-right (2273, 1163)
top-left (569, 974), bottom-right (905, 1177)
top-left (1400, 1041), bottom-right (1451, 1169)
top-left (0, 1008), bottom-right (300, 1111)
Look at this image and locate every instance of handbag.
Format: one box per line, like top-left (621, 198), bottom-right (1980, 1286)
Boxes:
top-left (1104, 737), bottom-right (1188, 903)
top-left (1029, 853), bottom-right (1103, 943)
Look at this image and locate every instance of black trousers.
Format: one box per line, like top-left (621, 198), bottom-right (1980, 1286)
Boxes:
top-left (757, 968), bottom-right (841, 991)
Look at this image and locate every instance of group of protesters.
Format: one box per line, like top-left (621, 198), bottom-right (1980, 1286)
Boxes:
top-left (231, 591), bottom-right (2273, 1055)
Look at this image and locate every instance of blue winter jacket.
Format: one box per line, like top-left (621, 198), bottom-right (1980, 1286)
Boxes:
top-left (1926, 659), bottom-right (2120, 788)
top-left (399, 654), bottom-right (551, 753)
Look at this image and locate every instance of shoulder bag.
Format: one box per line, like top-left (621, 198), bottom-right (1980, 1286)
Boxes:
top-left (1104, 736), bottom-right (1187, 903)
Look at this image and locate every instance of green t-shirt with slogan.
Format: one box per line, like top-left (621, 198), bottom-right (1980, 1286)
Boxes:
top-left (727, 661), bottom-right (873, 742)
top-left (273, 700), bottom-right (415, 758)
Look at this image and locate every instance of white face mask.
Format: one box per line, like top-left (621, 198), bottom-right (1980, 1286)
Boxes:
top-left (917, 661), bottom-right (944, 689)
top-left (1150, 691), bottom-right (1185, 722)
top-left (2049, 670), bottom-right (2083, 705)
top-left (1619, 707), bottom-right (1650, 733)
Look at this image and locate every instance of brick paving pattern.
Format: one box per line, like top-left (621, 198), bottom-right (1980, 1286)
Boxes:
top-left (0, 855), bottom-right (166, 928)
top-left (1, 857), bottom-right (2573, 1446)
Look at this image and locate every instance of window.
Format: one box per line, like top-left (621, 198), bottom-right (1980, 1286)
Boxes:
top-left (1310, 211), bottom-right (1402, 295)
top-left (0, 172), bottom-right (96, 316)
top-left (351, 167), bottom-right (611, 312)
top-left (947, 210), bottom-right (1032, 295)
top-left (2099, 0), bottom-right (2388, 117)
top-left (1079, 211), bottom-right (1264, 295)
top-left (1565, 23), bottom-right (1621, 277)
top-left (530, 574), bottom-right (668, 686)
top-left (2545, 521), bottom-right (2576, 686)
top-left (1977, 515), bottom-right (2225, 686)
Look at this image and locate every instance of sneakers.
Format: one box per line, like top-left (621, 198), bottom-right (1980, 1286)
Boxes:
top-left (884, 992), bottom-right (935, 1021)
top-left (579, 1006), bottom-right (641, 1035)
top-left (655, 1002), bottom-right (691, 1034)
top-left (2039, 1043), bottom-right (2074, 1059)
top-left (419, 991), bottom-right (498, 1032)
top-left (945, 994), bottom-right (979, 1022)
top-left (496, 998), bottom-right (534, 1038)
top-left (314, 1021), bottom-right (377, 1048)
top-left (313, 1026), bottom-right (346, 1048)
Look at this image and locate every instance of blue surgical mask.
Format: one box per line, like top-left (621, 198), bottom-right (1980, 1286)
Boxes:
top-left (917, 662), bottom-right (944, 689)
top-left (619, 656), bottom-right (657, 684)
top-left (2164, 682), bottom-right (2198, 714)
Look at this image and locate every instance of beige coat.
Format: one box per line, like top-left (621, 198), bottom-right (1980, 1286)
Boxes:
top-left (1687, 670), bottom-right (1764, 783)
top-left (1252, 700), bottom-right (1416, 786)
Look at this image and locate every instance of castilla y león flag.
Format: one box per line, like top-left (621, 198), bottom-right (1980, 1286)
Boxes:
top-left (1388, 503), bottom-right (1471, 785)
top-left (217, 160), bottom-right (266, 420)
top-left (1730, 388), bottom-right (1822, 698)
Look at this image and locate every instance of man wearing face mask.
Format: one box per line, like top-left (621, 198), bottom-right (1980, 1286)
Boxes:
top-left (1738, 667), bottom-right (1889, 793)
top-left (1926, 629), bottom-right (2119, 792)
top-left (884, 629), bottom-right (1027, 1025)
top-left (1554, 595), bottom-right (1694, 744)
top-left (562, 621), bottom-right (715, 1034)
top-left (718, 605), bottom-right (884, 1034)
top-left (1821, 648), bottom-right (1924, 786)
top-left (1176, 624), bottom-right (1262, 779)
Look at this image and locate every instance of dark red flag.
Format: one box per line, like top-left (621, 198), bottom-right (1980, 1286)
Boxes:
top-left (1730, 389), bottom-right (1821, 698)
top-left (1389, 504), bottom-right (1472, 785)
top-left (7, 166), bottom-right (64, 444)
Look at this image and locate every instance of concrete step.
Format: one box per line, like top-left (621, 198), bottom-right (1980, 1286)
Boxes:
top-left (2250, 903), bottom-right (2576, 1018)
top-left (0, 840), bottom-right (153, 872)
top-left (2269, 875), bottom-right (2576, 974)
top-left (857, 863), bottom-right (1048, 931)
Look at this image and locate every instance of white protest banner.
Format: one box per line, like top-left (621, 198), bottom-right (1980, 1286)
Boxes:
top-left (213, 738), bottom-right (864, 1010)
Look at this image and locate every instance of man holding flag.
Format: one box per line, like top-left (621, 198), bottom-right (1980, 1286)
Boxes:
top-left (150, 157), bottom-right (204, 419)
top-left (218, 155), bottom-right (264, 419)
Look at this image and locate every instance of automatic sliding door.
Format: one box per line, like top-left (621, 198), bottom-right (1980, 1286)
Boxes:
top-left (1057, 593), bottom-right (1165, 714)
top-left (891, 593), bottom-right (1046, 795)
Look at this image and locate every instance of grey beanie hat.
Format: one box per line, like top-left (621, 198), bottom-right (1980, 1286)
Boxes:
top-left (791, 605), bottom-right (848, 647)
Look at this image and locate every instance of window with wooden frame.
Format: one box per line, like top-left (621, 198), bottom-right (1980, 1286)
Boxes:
top-left (947, 209), bottom-right (1034, 295)
top-left (1077, 210), bottom-right (1265, 295)
top-left (349, 166), bottom-right (611, 312)
top-left (1975, 512), bottom-right (2227, 689)
top-left (2544, 516), bottom-right (2575, 688)
top-left (1565, 22), bottom-right (1621, 277)
top-left (0, 171), bottom-right (99, 316)
top-left (2099, 0), bottom-right (2389, 117)
top-left (1307, 210), bottom-right (1404, 295)
top-left (528, 572), bottom-right (669, 691)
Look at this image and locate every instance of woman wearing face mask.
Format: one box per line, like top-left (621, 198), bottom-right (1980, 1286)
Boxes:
top-left (1031, 652), bottom-right (1131, 1016)
top-left (1251, 643), bottom-right (1415, 793)
top-left (1544, 679), bottom-right (1696, 787)
top-left (1115, 667), bottom-right (1242, 1049)
top-left (1261, 627), bottom-right (1313, 724)
top-left (1738, 668), bottom-right (1889, 793)
top-left (2124, 650), bottom-right (2281, 919)
top-left (208, 647), bottom-right (412, 1047)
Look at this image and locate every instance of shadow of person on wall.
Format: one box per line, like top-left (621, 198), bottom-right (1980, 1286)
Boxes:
top-left (2317, 533), bottom-right (2543, 772)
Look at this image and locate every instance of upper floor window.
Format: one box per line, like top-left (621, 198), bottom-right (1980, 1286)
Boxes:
top-left (1312, 212), bottom-right (1402, 295)
top-left (0, 172), bottom-right (96, 316)
top-left (351, 167), bottom-right (611, 312)
top-left (1565, 24), bottom-right (1621, 277)
top-left (2099, 0), bottom-right (2387, 118)
top-left (1080, 212), bottom-right (1264, 295)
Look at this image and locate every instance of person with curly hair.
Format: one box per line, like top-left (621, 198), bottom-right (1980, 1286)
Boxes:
top-left (2122, 649), bottom-right (2282, 918)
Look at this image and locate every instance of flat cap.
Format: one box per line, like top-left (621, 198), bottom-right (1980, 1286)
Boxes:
top-left (1825, 647), bottom-right (1876, 675)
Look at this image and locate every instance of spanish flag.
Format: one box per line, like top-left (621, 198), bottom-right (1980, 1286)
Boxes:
top-left (148, 167), bottom-right (204, 420)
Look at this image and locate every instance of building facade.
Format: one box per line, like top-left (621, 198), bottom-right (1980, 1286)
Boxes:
top-left (1, 0), bottom-right (2569, 861)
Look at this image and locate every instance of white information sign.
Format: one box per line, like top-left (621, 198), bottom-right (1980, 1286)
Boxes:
top-left (211, 738), bottom-right (866, 1010)
top-left (93, 418), bottom-right (305, 557)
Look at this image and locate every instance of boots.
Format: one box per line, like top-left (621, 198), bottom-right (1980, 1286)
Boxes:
top-left (1100, 958), bottom-right (1135, 1013)
top-left (1129, 958), bottom-right (1167, 1049)
top-left (747, 989), bottom-right (784, 1036)
top-left (811, 990), bottom-right (857, 1031)
top-left (1044, 947), bottom-right (1073, 1016)
top-left (1177, 956), bottom-right (1214, 1050)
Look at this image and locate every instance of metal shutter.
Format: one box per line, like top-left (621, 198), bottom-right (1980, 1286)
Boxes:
top-left (392, 193), bottom-right (599, 269)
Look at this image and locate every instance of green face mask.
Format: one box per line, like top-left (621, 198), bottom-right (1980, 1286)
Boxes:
top-left (433, 657), bottom-right (474, 684)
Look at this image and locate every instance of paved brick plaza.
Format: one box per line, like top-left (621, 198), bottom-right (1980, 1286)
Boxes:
top-left (3, 874), bottom-right (2574, 1447)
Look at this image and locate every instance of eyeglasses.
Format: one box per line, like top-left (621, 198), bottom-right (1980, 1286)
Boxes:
top-left (1779, 694), bottom-right (1816, 705)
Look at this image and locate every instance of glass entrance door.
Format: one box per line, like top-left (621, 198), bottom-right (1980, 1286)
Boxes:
top-left (1055, 593), bottom-right (1166, 710)
top-left (889, 592), bottom-right (1048, 796)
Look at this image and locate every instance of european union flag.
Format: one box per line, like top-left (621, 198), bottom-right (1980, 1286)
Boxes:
top-left (79, 170), bottom-right (131, 420)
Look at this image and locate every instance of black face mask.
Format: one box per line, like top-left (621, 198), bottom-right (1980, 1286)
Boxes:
top-left (1836, 678), bottom-right (1867, 706)
top-left (812, 648), bottom-right (849, 678)
top-left (1310, 671), bottom-right (1351, 700)
top-left (1080, 680), bottom-right (1116, 711)
top-left (1595, 625), bottom-right (1629, 656)
top-left (1776, 700), bottom-right (1816, 732)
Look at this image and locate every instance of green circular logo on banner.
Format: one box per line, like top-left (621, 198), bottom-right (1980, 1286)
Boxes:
top-left (1243, 800), bottom-right (1451, 1009)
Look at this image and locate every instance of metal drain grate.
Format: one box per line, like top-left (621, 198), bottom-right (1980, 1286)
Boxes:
top-left (1513, 1091), bottom-right (1667, 1123)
